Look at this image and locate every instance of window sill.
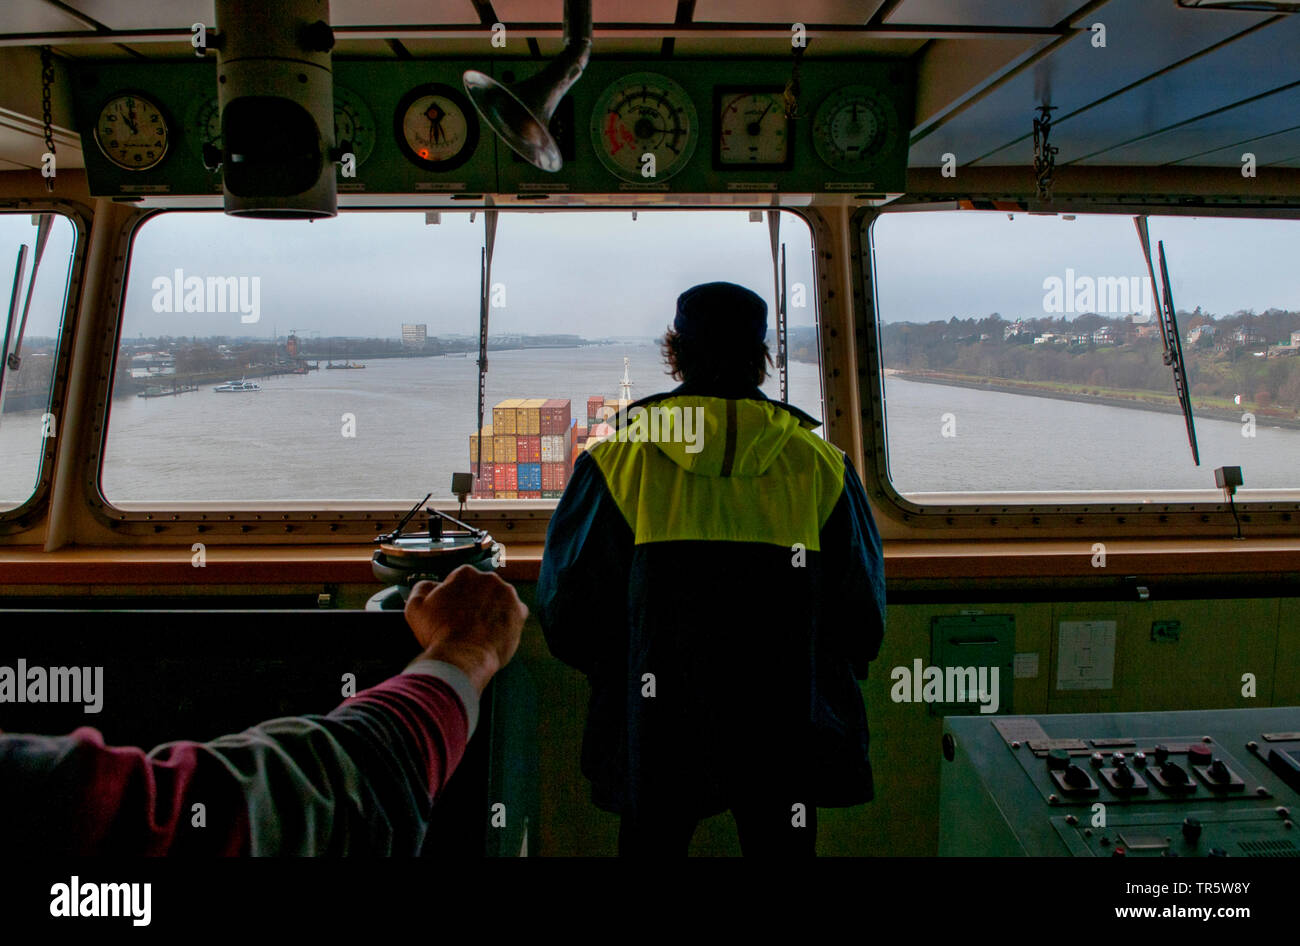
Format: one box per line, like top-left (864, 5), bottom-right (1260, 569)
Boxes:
top-left (2, 538), bottom-right (1300, 591)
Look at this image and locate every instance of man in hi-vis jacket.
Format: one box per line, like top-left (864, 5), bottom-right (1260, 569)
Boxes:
top-left (537, 281), bottom-right (886, 856)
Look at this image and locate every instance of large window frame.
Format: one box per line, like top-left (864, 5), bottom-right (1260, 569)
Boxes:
top-left (853, 202), bottom-right (1300, 537)
top-left (0, 200), bottom-right (90, 535)
top-left (85, 204), bottom-right (834, 541)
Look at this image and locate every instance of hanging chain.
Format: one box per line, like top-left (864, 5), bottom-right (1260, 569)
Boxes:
top-left (782, 43), bottom-right (805, 119)
top-left (40, 46), bottom-right (56, 192)
top-left (1032, 104), bottom-right (1058, 203)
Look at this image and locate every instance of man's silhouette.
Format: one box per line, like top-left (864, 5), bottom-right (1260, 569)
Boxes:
top-left (538, 281), bottom-right (886, 856)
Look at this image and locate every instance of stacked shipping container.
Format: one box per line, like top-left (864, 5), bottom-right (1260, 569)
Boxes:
top-left (471, 397), bottom-right (579, 499)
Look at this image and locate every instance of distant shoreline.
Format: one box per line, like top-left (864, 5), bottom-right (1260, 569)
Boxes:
top-left (886, 369), bottom-right (1300, 431)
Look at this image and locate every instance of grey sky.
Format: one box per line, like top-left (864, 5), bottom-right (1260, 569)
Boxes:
top-left (115, 209), bottom-right (819, 340)
top-left (8, 209), bottom-right (1298, 347)
top-left (873, 212), bottom-right (1300, 324)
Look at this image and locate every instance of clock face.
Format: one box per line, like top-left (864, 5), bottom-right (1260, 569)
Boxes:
top-left (395, 84), bottom-right (478, 171)
top-left (811, 86), bottom-right (896, 174)
top-left (95, 93), bottom-right (169, 170)
top-left (590, 72), bottom-right (697, 183)
top-left (715, 88), bottom-right (791, 169)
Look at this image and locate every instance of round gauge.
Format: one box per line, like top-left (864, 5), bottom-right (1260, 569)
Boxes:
top-left (716, 88), bottom-right (791, 169)
top-left (590, 72), bottom-right (698, 183)
top-left (185, 95), bottom-right (222, 162)
top-left (811, 86), bottom-right (897, 174)
top-left (333, 85), bottom-right (376, 167)
top-left (395, 84), bottom-right (478, 172)
top-left (94, 93), bottom-right (169, 170)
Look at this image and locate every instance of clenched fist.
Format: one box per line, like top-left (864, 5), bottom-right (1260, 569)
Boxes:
top-left (405, 566), bottom-right (528, 693)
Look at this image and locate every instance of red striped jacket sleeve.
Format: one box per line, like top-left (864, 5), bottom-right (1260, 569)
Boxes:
top-left (0, 671), bottom-right (472, 856)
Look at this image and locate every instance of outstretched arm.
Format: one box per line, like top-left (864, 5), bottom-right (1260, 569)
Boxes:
top-left (0, 566), bottom-right (527, 856)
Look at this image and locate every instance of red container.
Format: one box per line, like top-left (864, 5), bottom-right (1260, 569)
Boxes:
top-left (540, 398), bottom-right (573, 435)
top-left (587, 395), bottom-right (604, 417)
top-left (541, 462), bottom-right (568, 491)
top-left (516, 435), bottom-right (541, 463)
top-left (518, 490), bottom-right (542, 499)
top-left (470, 462), bottom-right (496, 485)
top-left (493, 464), bottom-right (518, 491)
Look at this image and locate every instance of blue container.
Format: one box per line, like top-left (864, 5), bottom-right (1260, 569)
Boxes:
top-left (517, 463), bottom-right (542, 490)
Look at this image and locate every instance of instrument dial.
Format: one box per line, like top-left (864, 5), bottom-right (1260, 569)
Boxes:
top-left (715, 89), bottom-right (791, 169)
top-left (188, 86), bottom-right (375, 169)
top-left (396, 84), bottom-right (478, 172)
top-left (811, 86), bottom-right (896, 174)
top-left (94, 93), bottom-right (169, 170)
top-left (333, 85), bottom-right (376, 167)
top-left (185, 95), bottom-right (222, 165)
top-left (590, 72), bottom-right (697, 183)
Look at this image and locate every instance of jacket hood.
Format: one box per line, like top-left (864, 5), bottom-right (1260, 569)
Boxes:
top-left (611, 395), bottom-right (817, 478)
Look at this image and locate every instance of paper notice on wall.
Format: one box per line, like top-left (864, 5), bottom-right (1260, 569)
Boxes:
top-left (1056, 620), bottom-right (1116, 690)
top-left (1013, 652), bottom-right (1039, 679)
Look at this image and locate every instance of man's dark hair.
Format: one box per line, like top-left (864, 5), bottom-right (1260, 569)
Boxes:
top-left (660, 328), bottom-right (772, 388)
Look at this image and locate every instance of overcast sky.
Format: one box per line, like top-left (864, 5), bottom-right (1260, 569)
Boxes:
top-left (114, 209), bottom-right (819, 340)
top-left (4, 210), bottom-right (1298, 347)
top-left (873, 212), bottom-right (1300, 323)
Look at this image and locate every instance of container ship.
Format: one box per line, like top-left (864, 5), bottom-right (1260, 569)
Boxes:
top-left (468, 394), bottom-right (627, 499)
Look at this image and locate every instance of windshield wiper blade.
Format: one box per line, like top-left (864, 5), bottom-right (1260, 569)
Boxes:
top-left (1134, 216), bottom-right (1200, 466)
top-left (6, 214), bottom-right (54, 372)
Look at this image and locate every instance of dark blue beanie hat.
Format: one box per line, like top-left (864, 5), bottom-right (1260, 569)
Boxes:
top-left (674, 282), bottom-right (767, 343)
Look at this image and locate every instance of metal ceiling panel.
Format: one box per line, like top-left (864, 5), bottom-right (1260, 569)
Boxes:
top-left (60, 0), bottom-right (482, 29)
top-left (976, 12), bottom-right (1300, 167)
top-left (495, 0), bottom-right (680, 22)
top-left (1090, 85), bottom-right (1300, 166)
top-left (907, 0), bottom-right (1272, 166)
top-left (330, 0), bottom-right (481, 24)
top-left (1173, 122), bottom-right (1300, 167)
top-left (52, 44), bottom-right (147, 59)
top-left (0, 0), bottom-right (99, 32)
top-left (888, 0), bottom-right (1086, 27)
top-left (693, 0), bottom-right (887, 24)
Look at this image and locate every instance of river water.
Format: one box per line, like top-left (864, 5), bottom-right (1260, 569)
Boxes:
top-left (1, 342), bottom-right (1296, 505)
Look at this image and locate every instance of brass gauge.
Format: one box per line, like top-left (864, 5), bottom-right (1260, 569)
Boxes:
top-left (395, 84), bottom-right (479, 172)
top-left (715, 87), bottom-right (792, 170)
top-left (590, 72), bottom-right (697, 183)
top-left (811, 85), bottom-right (897, 174)
top-left (94, 92), bottom-right (169, 170)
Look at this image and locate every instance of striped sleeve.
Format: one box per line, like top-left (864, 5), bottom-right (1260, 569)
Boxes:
top-left (0, 670), bottom-right (474, 856)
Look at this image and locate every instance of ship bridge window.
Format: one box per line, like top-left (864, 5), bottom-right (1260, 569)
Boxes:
top-left (866, 210), bottom-right (1300, 506)
top-left (0, 211), bottom-right (79, 514)
top-left (101, 209), bottom-right (818, 506)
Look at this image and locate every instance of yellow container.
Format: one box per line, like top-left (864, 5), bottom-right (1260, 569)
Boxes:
top-left (493, 398), bottom-right (525, 435)
top-left (518, 398), bottom-right (546, 435)
top-left (496, 490), bottom-right (518, 499)
top-left (493, 434), bottom-right (518, 464)
top-left (469, 425), bottom-right (494, 464)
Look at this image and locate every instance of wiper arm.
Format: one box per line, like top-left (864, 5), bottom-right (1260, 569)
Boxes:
top-left (1134, 216), bottom-right (1200, 466)
top-left (5, 214), bottom-right (54, 372)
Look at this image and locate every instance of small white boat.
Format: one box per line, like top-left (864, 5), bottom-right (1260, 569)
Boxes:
top-left (213, 379), bottom-right (261, 392)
